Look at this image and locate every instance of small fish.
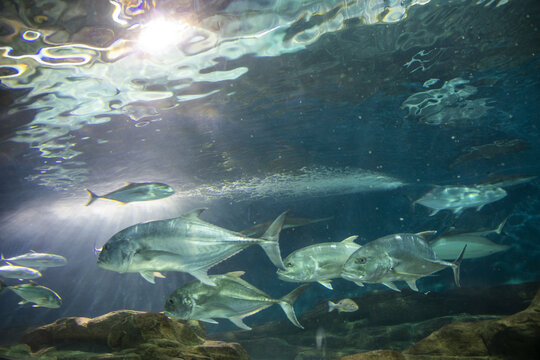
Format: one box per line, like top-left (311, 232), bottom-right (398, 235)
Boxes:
top-left (0, 264), bottom-right (42, 280)
top-left (164, 271), bottom-right (309, 330)
top-left (7, 282), bottom-right (62, 308)
top-left (98, 208), bottom-right (288, 285)
top-left (2, 251), bottom-right (67, 271)
top-left (328, 298), bottom-right (358, 313)
top-left (341, 232), bottom-right (466, 292)
top-left (240, 216), bottom-right (333, 238)
top-left (277, 236), bottom-right (360, 290)
top-left (415, 185), bottom-right (507, 216)
top-left (431, 234), bottom-right (509, 260)
top-left (85, 182), bottom-right (174, 206)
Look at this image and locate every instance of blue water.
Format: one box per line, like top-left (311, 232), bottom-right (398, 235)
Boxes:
top-left (0, 0), bottom-right (539, 350)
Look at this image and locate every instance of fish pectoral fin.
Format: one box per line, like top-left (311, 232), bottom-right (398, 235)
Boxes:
top-left (317, 280), bottom-right (333, 290)
top-left (229, 316), bottom-right (252, 331)
top-left (453, 207), bottom-right (463, 214)
top-left (140, 271), bottom-right (158, 284)
top-left (382, 282), bottom-right (400, 292)
top-left (406, 280), bottom-right (419, 292)
top-left (190, 269), bottom-right (216, 286)
top-left (18, 300), bottom-right (28, 305)
top-left (354, 281), bottom-right (364, 287)
top-left (429, 209), bottom-right (440, 216)
top-left (225, 271), bottom-right (245, 278)
top-left (32, 305), bottom-right (42, 308)
top-left (200, 318), bottom-right (219, 325)
top-left (154, 272), bottom-right (166, 279)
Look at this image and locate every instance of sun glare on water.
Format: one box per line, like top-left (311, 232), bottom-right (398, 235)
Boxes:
top-left (137, 18), bottom-right (192, 54)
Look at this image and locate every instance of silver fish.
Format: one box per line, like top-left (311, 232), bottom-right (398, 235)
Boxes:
top-left (341, 232), bottom-right (466, 292)
top-left (442, 216), bottom-right (507, 238)
top-left (415, 185), bottom-right (507, 216)
top-left (328, 298), bottom-right (358, 313)
top-left (277, 236), bottom-right (360, 290)
top-left (431, 235), bottom-right (509, 260)
top-left (164, 271), bottom-right (309, 330)
top-left (2, 251), bottom-right (67, 271)
top-left (0, 265), bottom-right (42, 280)
top-left (240, 216), bottom-right (333, 238)
top-left (97, 209), bottom-right (287, 285)
top-left (8, 282), bottom-right (62, 308)
top-left (85, 182), bottom-right (174, 206)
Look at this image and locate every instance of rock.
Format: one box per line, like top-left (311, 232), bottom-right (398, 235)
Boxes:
top-left (403, 287), bottom-right (540, 360)
top-left (212, 282), bottom-right (539, 360)
top-left (340, 350), bottom-right (405, 360)
top-left (0, 310), bottom-right (249, 360)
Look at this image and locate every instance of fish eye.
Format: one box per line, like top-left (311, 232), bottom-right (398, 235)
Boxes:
top-left (356, 257), bottom-right (367, 264)
top-left (168, 299), bottom-right (174, 304)
top-left (286, 262), bottom-right (293, 268)
top-left (103, 244), bottom-right (110, 250)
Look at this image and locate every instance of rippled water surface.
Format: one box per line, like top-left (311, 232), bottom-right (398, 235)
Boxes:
top-left (0, 0), bottom-right (539, 352)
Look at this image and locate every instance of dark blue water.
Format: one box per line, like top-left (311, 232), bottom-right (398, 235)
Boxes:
top-left (0, 0), bottom-right (539, 347)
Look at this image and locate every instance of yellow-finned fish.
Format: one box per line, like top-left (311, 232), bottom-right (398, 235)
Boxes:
top-left (85, 182), bottom-right (174, 206)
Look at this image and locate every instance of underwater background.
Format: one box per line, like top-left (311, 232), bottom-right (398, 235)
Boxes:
top-left (0, 0), bottom-right (539, 357)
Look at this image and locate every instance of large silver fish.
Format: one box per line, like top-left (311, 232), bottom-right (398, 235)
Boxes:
top-left (0, 264), bottom-right (42, 280)
top-left (164, 271), bottom-right (309, 330)
top-left (277, 236), bottom-right (360, 290)
top-left (415, 185), bottom-right (506, 216)
top-left (341, 232), bottom-right (466, 292)
top-left (97, 209), bottom-right (287, 285)
top-left (7, 282), bottom-right (62, 308)
top-left (85, 182), bottom-right (174, 206)
top-left (240, 216), bottom-right (333, 238)
top-left (2, 251), bottom-right (67, 271)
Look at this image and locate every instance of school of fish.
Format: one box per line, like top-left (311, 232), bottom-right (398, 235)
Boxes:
top-left (1, 180), bottom-right (515, 331)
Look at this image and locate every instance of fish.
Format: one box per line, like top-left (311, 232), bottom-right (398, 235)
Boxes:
top-left (450, 139), bottom-right (529, 168)
top-left (480, 174), bottom-right (537, 188)
top-left (341, 232), bottom-right (466, 292)
top-left (85, 182), bottom-right (174, 206)
top-left (431, 234), bottom-right (509, 260)
top-left (277, 236), bottom-right (360, 290)
top-left (2, 251), bottom-right (67, 271)
top-left (0, 264), bottom-right (42, 280)
top-left (328, 298), bottom-right (358, 313)
top-left (97, 208), bottom-right (288, 285)
top-left (441, 216), bottom-right (508, 237)
top-left (164, 271), bottom-right (309, 330)
top-left (7, 282), bottom-right (62, 308)
top-left (415, 185), bottom-right (507, 216)
top-left (240, 216), bottom-right (333, 238)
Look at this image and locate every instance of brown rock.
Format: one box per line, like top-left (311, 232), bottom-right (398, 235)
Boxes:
top-left (404, 288), bottom-right (540, 359)
top-left (15, 310), bottom-right (248, 360)
top-left (340, 349), bottom-right (405, 360)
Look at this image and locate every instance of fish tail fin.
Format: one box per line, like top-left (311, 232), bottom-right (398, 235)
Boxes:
top-left (327, 301), bottom-right (336, 312)
top-left (85, 189), bottom-right (99, 206)
top-left (452, 244), bottom-right (467, 287)
top-left (259, 210), bottom-right (288, 270)
top-left (278, 284), bottom-right (310, 329)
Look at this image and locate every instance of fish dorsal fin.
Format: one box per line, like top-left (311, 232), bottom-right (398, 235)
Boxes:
top-left (341, 235), bottom-right (359, 244)
top-left (182, 208), bottom-right (207, 220)
top-left (225, 271), bottom-right (245, 278)
top-left (30, 250), bottom-right (36, 253)
top-left (416, 231), bottom-right (437, 242)
top-left (125, 182), bottom-right (133, 186)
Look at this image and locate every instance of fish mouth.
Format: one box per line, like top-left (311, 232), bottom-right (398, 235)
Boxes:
top-left (341, 271), bottom-right (360, 282)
